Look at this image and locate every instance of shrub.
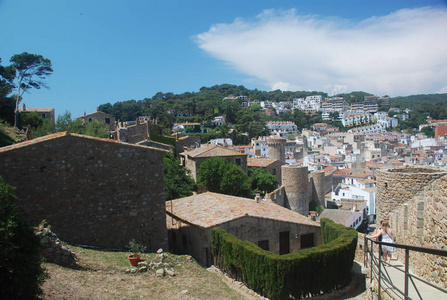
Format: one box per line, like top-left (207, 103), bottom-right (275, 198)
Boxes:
top-left (0, 177), bottom-right (46, 299)
top-left (127, 239), bottom-right (147, 254)
top-left (211, 218), bottom-right (357, 299)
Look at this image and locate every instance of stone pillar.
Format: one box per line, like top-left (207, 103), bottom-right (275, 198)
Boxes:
top-left (282, 165), bottom-right (310, 216)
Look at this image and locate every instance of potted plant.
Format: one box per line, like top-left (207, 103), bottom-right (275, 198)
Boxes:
top-left (127, 239), bottom-right (147, 266)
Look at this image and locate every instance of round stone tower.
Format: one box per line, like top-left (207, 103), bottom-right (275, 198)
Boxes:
top-left (267, 136), bottom-right (286, 162)
top-left (375, 166), bottom-right (447, 221)
top-left (311, 171), bottom-right (326, 206)
top-left (281, 165), bottom-right (310, 216)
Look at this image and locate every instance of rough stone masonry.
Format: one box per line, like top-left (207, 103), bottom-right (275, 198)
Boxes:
top-left (0, 132), bottom-right (168, 251)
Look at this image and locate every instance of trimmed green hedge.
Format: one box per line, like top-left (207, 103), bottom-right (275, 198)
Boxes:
top-left (211, 218), bottom-right (358, 299)
top-left (149, 127), bottom-right (177, 156)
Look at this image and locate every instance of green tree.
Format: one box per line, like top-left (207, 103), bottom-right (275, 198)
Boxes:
top-left (33, 119), bottom-right (55, 138)
top-left (163, 152), bottom-right (197, 200)
top-left (55, 111), bottom-right (109, 138)
top-left (248, 167), bottom-right (279, 195)
top-left (421, 126), bottom-right (434, 137)
top-left (197, 157), bottom-right (251, 197)
top-left (0, 177), bottom-right (46, 299)
top-left (19, 111), bottom-right (43, 129)
top-left (55, 111), bottom-right (74, 132)
top-left (84, 120), bottom-right (109, 138)
top-left (0, 59), bottom-right (16, 124)
top-left (9, 52), bottom-right (53, 127)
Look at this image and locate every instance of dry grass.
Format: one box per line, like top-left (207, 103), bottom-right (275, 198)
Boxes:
top-left (41, 245), bottom-right (245, 300)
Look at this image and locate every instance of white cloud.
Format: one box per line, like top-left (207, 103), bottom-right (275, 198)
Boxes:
top-left (196, 7), bottom-right (447, 96)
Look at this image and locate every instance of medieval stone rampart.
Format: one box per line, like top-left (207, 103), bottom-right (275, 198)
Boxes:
top-left (375, 167), bottom-right (446, 221)
top-left (282, 165), bottom-right (310, 215)
top-left (117, 119), bottom-right (150, 144)
top-left (266, 186), bottom-right (286, 207)
top-left (376, 167), bottom-right (447, 289)
top-left (386, 175), bottom-right (447, 289)
top-left (0, 132), bottom-right (167, 251)
top-left (310, 171), bottom-right (325, 205)
top-left (267, 137), bottom-right (286, 162)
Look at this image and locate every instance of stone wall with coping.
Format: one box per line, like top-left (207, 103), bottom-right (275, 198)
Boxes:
top-left (0, 132), bottom-right (167, 251)
top-left (375, 166), bottom-right (446, 221)
top-left (376, 167), bottom-right (447, 289)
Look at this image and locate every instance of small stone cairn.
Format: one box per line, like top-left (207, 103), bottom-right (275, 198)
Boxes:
top-left (35, 224), bottom-right (77, 267)
top-left (125, 248), bottom-right (178, 276)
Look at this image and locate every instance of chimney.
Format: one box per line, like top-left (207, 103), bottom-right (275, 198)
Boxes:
top-left (22, 103), bottom-right (26, 111)
top-left (255, 193), bottom-right (261, 203)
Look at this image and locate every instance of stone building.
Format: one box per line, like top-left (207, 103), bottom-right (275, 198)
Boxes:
top-left (375, 166), bottom-right (447, 288)
top-left (0, 132), bottom-right (167, 251)
top-left (116, 118), bottom-right (150, 144)
top-left (166, 192), bottom-right (322, 266)
top-left (18, 104), bottom-right (55, 126)
top-left (266, 165), bottom-right (331, 216)
top-left (78, 109), bottom-right (115, 130)
top-left (247, 157), bottom-right (286, 184)
top-left (180, 144), bottom-right (248, 180)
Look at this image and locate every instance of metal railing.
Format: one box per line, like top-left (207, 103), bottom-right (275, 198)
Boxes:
top-left (364, 236), bottom-right (447, 300)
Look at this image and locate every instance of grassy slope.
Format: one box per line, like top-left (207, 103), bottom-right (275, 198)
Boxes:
top-left (0, 122), bottom-right (25, 147)
top-left (42, 245), bottom-right (244, 300)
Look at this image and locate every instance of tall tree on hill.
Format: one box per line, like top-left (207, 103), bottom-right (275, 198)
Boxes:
top-left (0, 59), bottom-right (16, 124)
top-left (10, 52), bottom-right (53, 127)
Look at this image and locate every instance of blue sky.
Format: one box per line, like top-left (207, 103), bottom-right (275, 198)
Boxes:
top-left (1, 0), bottom-right (446, 118)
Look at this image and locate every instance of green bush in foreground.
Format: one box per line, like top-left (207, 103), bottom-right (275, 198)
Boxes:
top-left (0, 177), bottom-right (46, 299)
top-left (212, 218), bottom-right (357, 299)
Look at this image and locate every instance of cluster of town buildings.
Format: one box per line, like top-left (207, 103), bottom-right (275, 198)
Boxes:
top-left (7, 98), bottom-right (447, 268)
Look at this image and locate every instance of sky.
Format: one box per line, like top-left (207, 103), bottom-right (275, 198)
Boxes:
top-left (1, 0), bottom-right (447, 118)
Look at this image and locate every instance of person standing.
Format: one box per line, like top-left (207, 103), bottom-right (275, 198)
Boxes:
top-left (370, 220), bottom-right (396, 263)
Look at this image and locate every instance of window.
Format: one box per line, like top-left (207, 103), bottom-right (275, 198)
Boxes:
top-left (258, 240), bottom-right (269, 251)
top-left (300, 233), bottom-right (315, 249)
top-left (235, 158), bottom-right (241, 166)
top-left (105, 118), bottom-right (110, 124)
top-left (88, 118), bottom-right (92, 122)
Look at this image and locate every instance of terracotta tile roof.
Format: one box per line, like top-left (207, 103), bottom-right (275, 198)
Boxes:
top-left (247, 158), bottom-right (283, 168)
top-left (319, 209), bottom-right (357, 225)
top-left (18, 107), bottom-right (54, 112)
top-left (321, 165), bottom-right (337, 174)
top-left (181, 144), bottom-right (247, 158)
top-left (333, 168), bottom-right (354, 176)
top-left (0, 131), bottom-right (167, 153)
top-left (79, 111), bottom-right (113, 118)
top-left (166, 192), bottom-right (320, 229)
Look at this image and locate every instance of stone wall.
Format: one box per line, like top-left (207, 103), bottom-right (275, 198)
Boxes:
top-left (176, 136), bottom-right (201, 157)
top-left (121, 119), bottom-right (150, 144)
top-left (282, 165), bottom-right (310, 216)
top-left (167, 214), bottom-right (322, 266)
top-left (375, 167), bottom-right (446, 221)
top-left (266, 186), bottom-right (286, 207)
top-left (0, 132), bottom-right (167, 251)
top-left (386, 175), bottom-right (447, 289)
